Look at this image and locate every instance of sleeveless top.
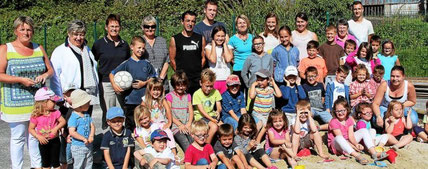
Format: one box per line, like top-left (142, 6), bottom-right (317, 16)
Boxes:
top-left (391, 117), bottom-right (405, 137)
top-left (142, 97), bottom-right (166, 124)
top-left (173, 33), bottom-right (203, 80)
top-left (381, 80), bottom-right (408, 108)
top-left (291, 30), bottom-right (315, 60)
top-left (1, 43), bottom-right (46, 123)
top-left (168, 92), bottom-right (190, 134)
top-left (265, 127), bottom-right (287, 150)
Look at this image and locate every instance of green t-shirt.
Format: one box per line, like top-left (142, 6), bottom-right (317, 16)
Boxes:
top-left (192, 88), bottom-right (222, 121)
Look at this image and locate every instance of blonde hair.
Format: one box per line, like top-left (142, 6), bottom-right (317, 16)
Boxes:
top-left (235, 14), bottom-right (250, 30)
top-left (191, 120), bottom-right (209, 134)
top-left (32, 100), bottom-right (48, 117)
top-left (385, 101), bottom-right (404, 119)
top-left (200, 68), bottom-right (216, 83)
top-left (144, 78), bottom-right (165, 111)
top-left (134, 105), bottom-right (151, 127)
top-left (14, 16), bottom-right (34, 32)
top-left (296, 100), bottom-right (311, 112)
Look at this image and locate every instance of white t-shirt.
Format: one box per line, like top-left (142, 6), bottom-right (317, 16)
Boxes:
top-left (298, 120), bottom-right (310, 138)
top-left (143, 146), bottom-right (179, 169)
top-left (347, 18), bottom-right (374, 45)
top-left (261, 34), bottom-right (280, 53)
top-left (333, 80), bottom-right (346, 104)
top-left (205, 44), bottom-right (232, 81)
top-left (134, 123), bottom-right (161, 146)
top-left (340, 56), bottom-right (353, 86)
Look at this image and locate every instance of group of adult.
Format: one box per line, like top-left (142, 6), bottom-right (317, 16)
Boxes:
top-left (0, 1), bottom-right (419, 169)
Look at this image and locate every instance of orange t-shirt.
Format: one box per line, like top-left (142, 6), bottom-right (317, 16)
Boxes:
top-left (298, 56), bottom-right (328, 83)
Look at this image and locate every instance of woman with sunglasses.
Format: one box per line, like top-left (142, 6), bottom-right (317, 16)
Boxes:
top-left (141, 15), bottom-right (170, 92)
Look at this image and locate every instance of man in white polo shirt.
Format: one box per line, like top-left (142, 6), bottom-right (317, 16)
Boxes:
top-left (348, 1), bottom-right (374, 45)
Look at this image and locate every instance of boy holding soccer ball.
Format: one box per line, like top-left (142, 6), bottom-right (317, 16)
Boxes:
top-left (110, 36), bottom-right (156, 130)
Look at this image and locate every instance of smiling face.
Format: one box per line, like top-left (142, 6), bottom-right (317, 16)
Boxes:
top-left (256, 76), bottom-right (269, 88)
top-left (337, 24), bottom-right (348, 38)
top-left (200, 81), bottom-right (214, 96)
top-left (68, 31), bottom-right (86, 48)
top-left (390, 70), bottom-right (404, 86)
top-left (150, 87), bottom-right (162, 99)
top-left (266, 17), bottom-right (277, 31)
top-left (192, 130), bottom-right (208, 145)
top-left (213, 30), bottom-right (226, 46)
top-left (204, 3), bottom-right (218, 21)
top-left (345, 44), bottom-right (356, 55)
top-left (174, 83), bottom-right (187, 95)
top-left (353, 3), bottom-right (364, 19)
top-left (107, 117), bottom-right (124, 133)
top-left (297, 107), bottom-right (310, 122)
top-left (105, 20), bottom-right (120, 38)
top-left (182, 14), bottom-right (196, 32)
top-left (227, 84), bottom-right (240, 95)
top-left (306, 71), bottom-right (318, 85)
top-left (131, 41), bottom-right (145, 58)
top-left (356, 69), bottom-right (367, 82)
top-left (334, 104), bottom-right (348, 121)
top-left (139, 114), bottom-right (151, 128)
top-left (307, 48), bottom-right (318, 59)
top-left (236, 18), bottom-right (248, 33)
top-left (359, 107), bottom-right (373, 121)
top-left (272, 116), bottom-right (285, 131)
top-left (359, 47), bottom-right (368, 59)
top-left (383, 42), bottom-right (394, 56)
top-left (279, 29), bottom-right (291, 47)
top-left (253, 38), bottom-right (264, 54)
top-left (15, 23), bottom-right (33, 43)
top-left (295, 17), bottom-right (308, 32)
top-left (219, 134), bottom-right (234, 148)
top-left (152, 139), bottom-right (168, 152)
top-left (326, 30), bottom-right (336, 42)
top-left (242, 124), bottom-right (253, 137)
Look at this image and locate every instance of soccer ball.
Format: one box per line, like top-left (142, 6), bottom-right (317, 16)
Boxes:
top-left (114, 71), bottom-right (133, 90)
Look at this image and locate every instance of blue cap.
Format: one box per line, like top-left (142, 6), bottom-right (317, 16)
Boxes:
top-left (150, 129), bottom-right (170, 142)
top-left (106, 107), bottom-right (125, 120)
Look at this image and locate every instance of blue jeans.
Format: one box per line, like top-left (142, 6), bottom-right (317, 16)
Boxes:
top-left (312, 108), bottom-right (333, 124)
top-left (196, 158), bottom-right (226, 169)
top-left (222, 116), bottom-right (239, 130)
top-left (375, 106), bottom-right (418, 125)
top-left (71, 145), bottom-right (93, 169)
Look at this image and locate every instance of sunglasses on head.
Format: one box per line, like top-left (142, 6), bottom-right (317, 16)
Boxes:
top-left (143, 25), bottom-right (156, 29)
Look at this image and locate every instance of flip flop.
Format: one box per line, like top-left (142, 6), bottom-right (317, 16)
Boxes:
top-left (373, 152), bottom-right (389, 161)
top-left (317, 158), bottom-right (335, 163)
top-left (369, 161), bottom-right (387, 167)
top-left (339, 156), bottom-right (349, 160)
top-left (355, 155), bottom-right (369, 165)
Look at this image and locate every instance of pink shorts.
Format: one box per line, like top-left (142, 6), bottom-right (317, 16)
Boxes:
top-left (214, 80), bottom-right (227, 94)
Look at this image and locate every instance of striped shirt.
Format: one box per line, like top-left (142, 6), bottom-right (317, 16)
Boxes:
top-left (253, 86), bottom-right (275, 114)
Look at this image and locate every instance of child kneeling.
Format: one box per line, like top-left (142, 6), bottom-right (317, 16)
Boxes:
top-left (134, 129), bottom-right (179, 169)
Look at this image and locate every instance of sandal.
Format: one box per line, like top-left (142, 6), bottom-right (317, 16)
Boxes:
top-left (372, 152), bottom-right (389, 161)
top-left (355, 155), bottom-right (369, 165)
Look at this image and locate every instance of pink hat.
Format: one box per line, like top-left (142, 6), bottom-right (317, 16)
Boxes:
top-left (34, 87), bottom-right (61, 102)
top-left (226, 74), bottom-right (241, 86)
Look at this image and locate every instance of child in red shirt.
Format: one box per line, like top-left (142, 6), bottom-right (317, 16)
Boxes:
top-left (184, 120), bottom-right (219, 168)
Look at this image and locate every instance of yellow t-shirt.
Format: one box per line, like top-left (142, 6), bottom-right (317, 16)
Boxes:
top-left (192, 89), bottom-right (222, 121)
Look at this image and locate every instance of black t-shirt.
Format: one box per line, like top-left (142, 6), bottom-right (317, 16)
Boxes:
top-left (92, 36), bottom-right (130, 82)
top-left (173, 32), bottom-right (203, 82)
top-left (213, 140), bottom-right (238, 159)
top-left (302, 82), bottom-right (325, 111)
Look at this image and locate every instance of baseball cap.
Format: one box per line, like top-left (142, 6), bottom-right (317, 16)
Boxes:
top-left (285, 66), bottom-right (298, 77)
top-left (255, 69), bottom-right (270, 78)
top-left (69, 89), bottom-right (92, 109)
top-left (34, 87), bottom-right (61, 102)
top-left (150, 129), bottom-right (170, 142)
top-left (226, 74), bottom-right (241, 86)
top-left (107, 107), bottom-right (125, 120)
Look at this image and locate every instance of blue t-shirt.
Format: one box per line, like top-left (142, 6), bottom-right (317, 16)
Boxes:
top-left (228, 34), bottom-right (253, 71)
top-left (68, 112), bottom-right (93, 146)
top-left (377, 53), bottom-right (398, 81)
top-left (100, 129), bottom-right (134, 168)
top-left (221, 90), bottom-right (246, 120)
top-left (111, 57), bottom-right (156, 105)
top-left (194, 21), bottom-right (227, 43)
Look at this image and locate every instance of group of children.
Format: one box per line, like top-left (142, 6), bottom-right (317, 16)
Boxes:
top-left (26, 25), bottom-right (428, 169)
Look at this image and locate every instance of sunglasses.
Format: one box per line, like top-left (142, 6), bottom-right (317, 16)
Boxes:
top-left (143, 25), bottom-right (156, 29)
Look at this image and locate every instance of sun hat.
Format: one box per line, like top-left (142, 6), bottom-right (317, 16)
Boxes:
top-left (226, 74), bottom-right (241, 86)
top-left (285, 66), bottom-right (298, 77)
top-left (69, 89), bottom-right (92, 109)
top-left (34, 87), bottom-right (61, 102)
top-left (150, 129), bottom-right (170, 142)
top-left (106, 107), bottom-right (125, 120)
